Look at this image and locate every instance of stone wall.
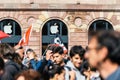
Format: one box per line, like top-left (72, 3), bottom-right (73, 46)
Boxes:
top-left (0, 0), bottom-right (120, 4)
top-left (0, 4), bottom-right (120, 55)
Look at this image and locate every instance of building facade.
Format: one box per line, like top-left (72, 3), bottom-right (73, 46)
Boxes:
top-left (0, 0), bottom-right (120, 56)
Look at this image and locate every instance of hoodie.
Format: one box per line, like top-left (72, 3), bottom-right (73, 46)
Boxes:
top-left (65, 60), bottom-right (85, 80)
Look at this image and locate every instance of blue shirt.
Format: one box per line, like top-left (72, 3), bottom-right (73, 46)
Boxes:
top-left (106, 67), bottom-right (120, 80)
top-left (30, 58), bottom-right (52, 71)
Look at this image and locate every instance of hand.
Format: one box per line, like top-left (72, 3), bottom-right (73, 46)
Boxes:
top-left (83, 71), bottom-right (91, 80)
top-left (46, 50), bottom-right (53, 60)
top-left (69, 70), bottom-right (76, 80)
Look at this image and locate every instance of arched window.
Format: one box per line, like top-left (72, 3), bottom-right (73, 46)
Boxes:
top-left (88, 20), bottom-right (114, 39)
top-left (42, 19), bottom-right (68, 54)
top-left (0, 19), bottom-right (21, 46)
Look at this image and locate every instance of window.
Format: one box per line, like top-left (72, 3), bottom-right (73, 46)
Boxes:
top-left (0, 19), bottom-right (21, 47)
top-left (88, 20), bottom-right (114, 40)
top-left (42, 19), bottom-right (68, 54)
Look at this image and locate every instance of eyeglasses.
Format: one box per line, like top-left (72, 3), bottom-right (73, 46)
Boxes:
top-left (86, 46), bottom-right (101, 52)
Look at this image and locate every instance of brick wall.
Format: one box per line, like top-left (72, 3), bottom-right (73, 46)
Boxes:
top-left (0, 4), bottom-right (120, 56)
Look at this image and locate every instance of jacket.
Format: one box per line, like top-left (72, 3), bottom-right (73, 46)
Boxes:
top-left (65, 60), bottom-right (85, 80)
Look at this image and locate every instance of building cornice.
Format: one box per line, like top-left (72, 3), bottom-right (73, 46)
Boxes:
top-left (0, 3), bottom-right (120, 12)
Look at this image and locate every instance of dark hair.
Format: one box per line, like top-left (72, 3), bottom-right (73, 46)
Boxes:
top-left (0, 57), bottom-right (4, 70)
top-left (69, 45), bottom-right (85, 59)
top-left (0, 43), bottom-right (15, 59)
top-left (81, 60), bottom-right (97, 76)
top-left (43, 63), bottom-right (64, 80)
top-left (26, 48), bottom-right (35, 54)
top-left (13, 53), bottom-right (22, 65)
top-left (47, 44), bottom-right (59, 51)
top-left (92, 31), bottom-right (120, 64)
top-left (80, 60), bottom-right (90, 75)
top-left (52, 46), bottom-right (64, 55)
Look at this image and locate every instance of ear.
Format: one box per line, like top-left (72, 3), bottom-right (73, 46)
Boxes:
top-left (62, 54), bottom-right (65, 58)
top-left (54, 74), bottom-right (59, 79)
top-left (98, 47), bottom-right (108, 60)
top-left (70, 57), bottom-right (73, 62)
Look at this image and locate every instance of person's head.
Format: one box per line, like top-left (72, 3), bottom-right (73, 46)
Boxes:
top-left (69, 45), bottom-right (85, 69)
top-left (13, 53), bottom-right (22, 65)
top-left (14, 45), bottom-right (24, 59)
top-left (0, 43), bottom-right (15, 60)
top-left (52, 46), bottom-right (64, 66)
top-left (45, 44), bottom-right (59, 61)
top-left (26, 48), bottom-right (36, 60)
top-left (85, 31), bottom-right (120, 68)
top-left (15, 69), bottom-right (41, 80)
top-left (43, 63), bottom-right (65, 80)
top-left (81, 60), bottom-right (90, 75)
top-left (81, 60), bottom-right (100, 79)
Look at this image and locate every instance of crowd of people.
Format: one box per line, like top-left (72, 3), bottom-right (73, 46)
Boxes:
top-left (0, 30), bottom-right (120, 80)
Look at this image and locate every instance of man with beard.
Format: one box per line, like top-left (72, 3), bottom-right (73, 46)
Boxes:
top-left (85, 31), bottom-right (120, 80)
top-left (52, 45), bottom-right (65, 67)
